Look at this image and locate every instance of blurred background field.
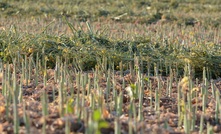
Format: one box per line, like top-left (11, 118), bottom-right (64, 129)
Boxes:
top-left (1, 0), bottom-right (221, 77)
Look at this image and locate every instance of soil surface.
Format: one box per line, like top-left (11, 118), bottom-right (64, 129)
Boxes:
top-left (0, 68), bottom-right (221, 134)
